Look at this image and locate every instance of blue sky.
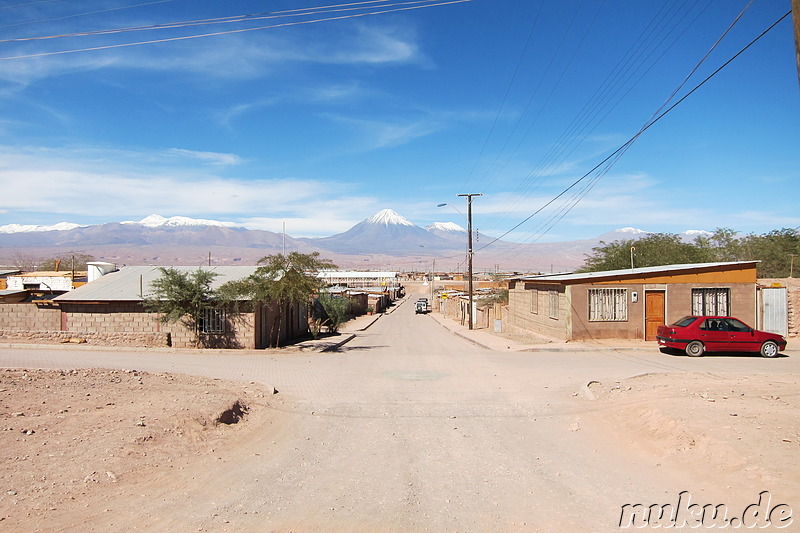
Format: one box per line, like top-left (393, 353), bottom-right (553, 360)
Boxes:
top-left (0, 0), bottom-right (797, 243)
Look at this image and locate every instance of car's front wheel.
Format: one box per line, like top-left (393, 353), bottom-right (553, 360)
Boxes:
top-left (760, 340), bottom-right (779, 358)
top-left (685, 340), bottom-right (704, 357)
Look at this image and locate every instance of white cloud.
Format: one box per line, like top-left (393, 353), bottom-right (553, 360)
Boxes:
top-left (0, 146), bottom-right (371, 234)
top-left (324, 113), bottom-right (442, 149)
top-left (0, 21), bottom-right (422, 86)
top-left (168, 148), bottom-right (243, 166)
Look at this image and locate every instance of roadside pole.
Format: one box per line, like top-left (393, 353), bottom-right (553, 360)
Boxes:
top-left (458, 193), bottom-right (482, 330)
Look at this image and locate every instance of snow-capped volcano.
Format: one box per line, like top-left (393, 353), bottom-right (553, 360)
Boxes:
top-left (425, 222), bottom-right (466, 233)
top-left (308, 208), bottom-right (450, 255)
top-left (0, 222), bottom-right (85, 234)
top-left (122, 214), bottom-right (243, 229)
top-left (365, 209), bottom-right (415, 227)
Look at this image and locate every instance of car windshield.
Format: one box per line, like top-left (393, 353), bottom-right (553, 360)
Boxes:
top-left (673, 316), bottom-right (698, 327)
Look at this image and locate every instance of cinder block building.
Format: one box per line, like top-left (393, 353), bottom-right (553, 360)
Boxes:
top-left (505, 261), bottom-right (763, 342)
top-left (45, 265), bottom-right (308, 349)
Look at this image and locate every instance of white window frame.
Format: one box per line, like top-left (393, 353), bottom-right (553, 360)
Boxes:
top-left (200, 308), bottom-right (226, 334)
top-left (588, 288), bottom-right (628, 322)
top-left (530, 290), bottom-right (538, 314)
top-left (692, 288), bottom-right (730, 316)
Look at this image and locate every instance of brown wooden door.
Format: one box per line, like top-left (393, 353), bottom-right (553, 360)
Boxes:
top-left (645, 291), bottom-right (665, 341)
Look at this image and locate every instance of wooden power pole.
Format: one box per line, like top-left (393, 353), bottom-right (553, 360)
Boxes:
top-left (794, 0), bottom-right (800, 87)
top-left (458, 193), bottom-right (482, 330)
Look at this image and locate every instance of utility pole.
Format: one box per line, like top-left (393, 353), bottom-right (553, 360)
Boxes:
top-left (794, 0), bottom-right (800, 87)
top-left (430, 258), bottom-right (435, 303)
top-left (458, 193), bottom-right (482, 330)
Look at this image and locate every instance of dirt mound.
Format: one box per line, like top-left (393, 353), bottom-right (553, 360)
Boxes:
top-left (584, 373), bottom-right (800, 507)
top-left (0, 368), bottom-right (272, 527)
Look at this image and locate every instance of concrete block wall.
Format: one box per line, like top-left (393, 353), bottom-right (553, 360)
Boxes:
top-left (0, 303), bottom-right (61, 331)
top-left (61, 302), bottom-right (257, 349)
top-left (0, 301), bottom-right (257, 349)
top-left (506, 288), bottom-right (569, 341)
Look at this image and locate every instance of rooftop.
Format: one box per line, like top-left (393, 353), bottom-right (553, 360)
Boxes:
top-left (54, 265), bottom-right (259, 302)
top-left (513, 261), bottom-right (760, 283)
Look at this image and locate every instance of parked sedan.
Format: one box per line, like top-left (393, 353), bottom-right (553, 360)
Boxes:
top-left (657, 316), bottom-right (787, 358)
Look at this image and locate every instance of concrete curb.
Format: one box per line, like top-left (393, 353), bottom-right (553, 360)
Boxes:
top-left (320, 334), bottom-right (356, 352)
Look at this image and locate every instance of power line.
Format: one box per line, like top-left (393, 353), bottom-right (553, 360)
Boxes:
top-left (477, 8), bottom-right (792, 253)
top-left (0, 0), bottom-right (473, 61)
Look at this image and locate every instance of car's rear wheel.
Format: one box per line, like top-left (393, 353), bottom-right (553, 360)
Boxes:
top-left (760, 340), bottom-right (779, 358)
top-left (685, 340), bottom-right (704, 357)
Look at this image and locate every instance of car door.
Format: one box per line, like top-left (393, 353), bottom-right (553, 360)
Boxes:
top-left (697, 318), bottom-right (729, 352)
top-left (721, 318), bottom-right (759, 352)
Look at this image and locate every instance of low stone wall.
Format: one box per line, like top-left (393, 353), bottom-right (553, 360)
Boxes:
top-left (0, 330), bottom-right (170, 347)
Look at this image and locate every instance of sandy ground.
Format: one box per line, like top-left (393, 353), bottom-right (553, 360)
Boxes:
top-left (1, 367), bottom-right (797, 531)
top-left (582, 372), bottom-right (799, 521)
top-left (1, 290), bottom-right (798, 532)
top-left (0, 368), bottom-right (275, 530)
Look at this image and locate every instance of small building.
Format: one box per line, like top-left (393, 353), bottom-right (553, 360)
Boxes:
top-left (0, 269), bottom-right (22, 290)
top-left (5, 271), bottom-right (84, 293)
top-left (319, 271), bottom-right (400, 289)
top-left (47, 265), bottom-right (308, 349)
top-left (506, 261), bottom-right (760, 342)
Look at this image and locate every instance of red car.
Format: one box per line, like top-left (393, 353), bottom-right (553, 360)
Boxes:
top-left (657, 316), bottom-right (787, 358)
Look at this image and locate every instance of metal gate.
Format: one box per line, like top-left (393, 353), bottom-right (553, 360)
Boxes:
top-left (761, 287), bottom-right (788, 336)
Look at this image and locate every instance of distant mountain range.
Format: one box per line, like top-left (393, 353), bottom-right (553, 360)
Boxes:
top-left (0, 210), bottom-right (711, 271)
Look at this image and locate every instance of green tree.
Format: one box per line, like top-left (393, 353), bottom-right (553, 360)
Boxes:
top-left (579, 233), bottom-right (706, 272)
top-left (317, 291), bottom-right (350, 334)
top-left (694, 228), bottom-right (742, 262)
top-left (143, 267), bottom-right (219, 348)
top-left (739, 228), bottom-right (800, 278)
top-left (219, 252), bottom-right (336, 347)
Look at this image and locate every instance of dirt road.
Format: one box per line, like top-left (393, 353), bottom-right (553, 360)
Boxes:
top-left (1, 296), bottom-right (798, 531)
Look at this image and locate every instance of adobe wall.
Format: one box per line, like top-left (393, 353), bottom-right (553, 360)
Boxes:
top-left (507, 280), bottom-right (756, 342)
top-left (568, 284), bottom-right (646, 341)
top-left (0, 301), bottom-right (256, 349)
top-left (665, 282), bottom-right (755, 325)
top-left (506, 287), bottom-right (569, 341)
top-left (568, 282), bottom-right (755, 341)
top-left (0, 302), bottom-right (61, 331)
top-left (0, 329), bottom-right (168, 347)
top-left (61, 302), bottom-right (256, 349)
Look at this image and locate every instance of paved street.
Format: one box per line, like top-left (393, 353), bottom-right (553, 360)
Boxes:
top-left (1, 296), bottom-right (797, 531)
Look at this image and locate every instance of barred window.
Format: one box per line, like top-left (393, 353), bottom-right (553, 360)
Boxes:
top-left (548, 290), bottom-right (559, 319)
top-left (692, 288), bottom-right (729, 316)
top-left (588, 288), bottom-right (628, 322)
top-left (200, 308), bottom-right (225, 334)
top-left (530, 290), bottom-right (538, 314)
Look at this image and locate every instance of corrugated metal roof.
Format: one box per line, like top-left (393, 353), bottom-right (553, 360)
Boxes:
top-left (513, 261), bottom-right (759, 283)
top-left (54, 265), bottom-right (259, 302)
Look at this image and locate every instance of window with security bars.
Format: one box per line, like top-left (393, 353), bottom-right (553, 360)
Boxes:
top-left (548, 291), bottom-right (559, 319)
top-left (692, 288), bottom-right (729, 316)
top-left (530, 290), bottom-right (538, 314)
top-left (200, 308), bottom-right (225, 334)
top-left (588, 288), bottom-right (628, 322)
